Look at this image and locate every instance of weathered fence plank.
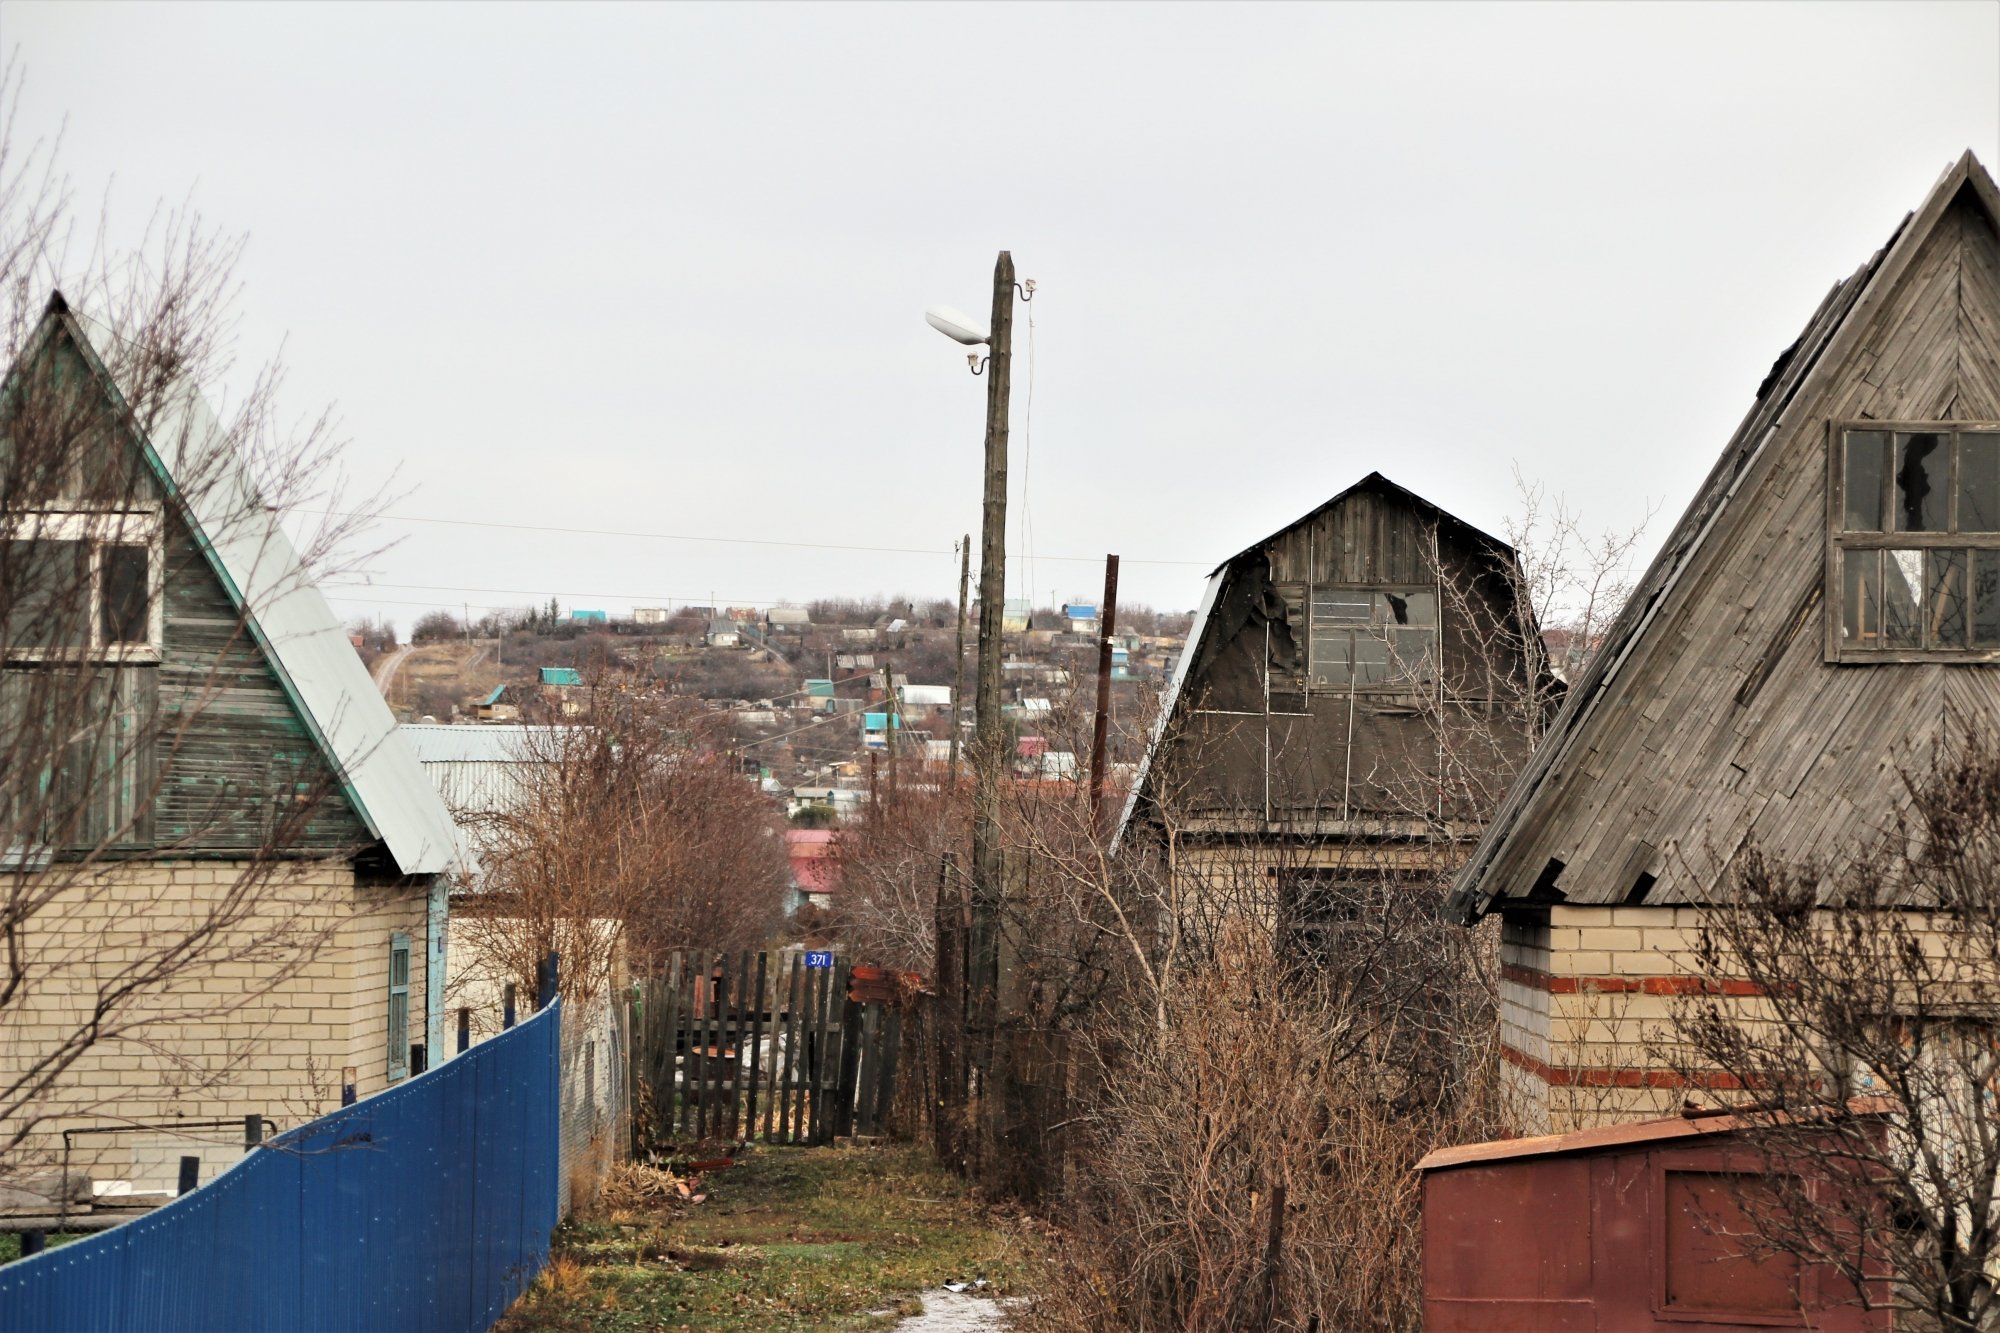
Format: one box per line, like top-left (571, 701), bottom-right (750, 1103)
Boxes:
top-left (629, 951), bottom-right (919, 1149)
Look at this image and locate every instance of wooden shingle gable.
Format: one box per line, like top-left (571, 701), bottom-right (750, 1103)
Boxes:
top-left (1451, 151), bottom-right (2000, 919)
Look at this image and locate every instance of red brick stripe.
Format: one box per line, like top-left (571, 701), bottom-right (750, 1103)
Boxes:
top-left (1500, 1041), bottom-right (1748, 1091)
top-left (1501, 961), bottom-right (1763, 997)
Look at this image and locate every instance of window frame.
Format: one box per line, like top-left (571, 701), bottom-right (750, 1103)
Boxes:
top-left (1273, 580), bottom-right (1441, 695)
top-left (386, 932), bottom-right (411, 1082)
top-left (1824, 421), bottom-right (2000, 664)
top-left (1, 509), bottom-right (164, 663)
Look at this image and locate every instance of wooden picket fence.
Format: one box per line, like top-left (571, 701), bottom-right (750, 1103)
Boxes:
top-left (629, 949), bottom-right (921, 1148)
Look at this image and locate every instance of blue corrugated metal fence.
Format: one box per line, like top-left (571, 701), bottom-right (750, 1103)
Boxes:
top-left (0, 1002), bottom-right (561, 1333)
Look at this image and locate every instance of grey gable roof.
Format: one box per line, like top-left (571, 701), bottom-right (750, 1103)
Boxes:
top-left (1448, 150), bottom-right (2000, 923)
top-left (40, 298), bottom-right (467, 877)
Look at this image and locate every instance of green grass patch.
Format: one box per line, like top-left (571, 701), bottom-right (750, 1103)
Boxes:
top-left (500, 1144), bottom-right (1035, 1332)
top-left (0, 1231), bottom-right (91, 1264)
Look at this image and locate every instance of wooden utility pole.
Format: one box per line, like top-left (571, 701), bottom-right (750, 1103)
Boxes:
top-left (1088, 553), bottom-right (1121, 830)
top-left (882, 659), bottom-right (899, 796)
top-left (950, 535), bottom-right (970, 780)
top-left (968, 251), bottom-right (1015, 1079)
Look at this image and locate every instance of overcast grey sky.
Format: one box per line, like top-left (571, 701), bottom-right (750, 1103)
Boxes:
top-left (4, 1), bottom-right (1998, 629)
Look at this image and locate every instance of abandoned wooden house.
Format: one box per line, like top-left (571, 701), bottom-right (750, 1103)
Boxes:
top-left (1, 295), bottom-right (464, 1189)
top-left (1116, 472), bottom-right (1551, 940)
top-left (1449, 150), bottom-right (2000, 1132)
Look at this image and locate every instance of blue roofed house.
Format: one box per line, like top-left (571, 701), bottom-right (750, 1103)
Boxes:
top-left (1, 296), bottom-right (466, 1192)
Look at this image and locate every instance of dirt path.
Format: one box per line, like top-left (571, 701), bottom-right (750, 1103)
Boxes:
top-left (499, 1145), bottom-right (1037, 1331)
top-left (370, 643), bottom-right (414, 697)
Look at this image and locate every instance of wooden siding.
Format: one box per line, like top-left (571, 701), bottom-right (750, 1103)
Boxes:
top-left (1477, 184), bottom-right (2000, 907)
top-left (1169, 478), bottom-right (1539, 828)
top-left (152, 488), bottom-right (373, 856)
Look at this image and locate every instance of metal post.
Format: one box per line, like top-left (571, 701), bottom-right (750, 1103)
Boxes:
top-left (503, 984), bottom-right (517, 1029)
top-left (458, 1006), bottom-right (470, 1054)
top-left (536, 950), bottom-right (559, 1010)
top-left (20, 1230), bottom-right (44, 1257)
top-left (1089, 554), bottom-right (1122, 829)
top-left (177, 1156), bottom-right (199, 1196)
top-left (244, 1114), bottom-right (263, 1149)
top-left (341, 1066), bottom-right (357, 1107)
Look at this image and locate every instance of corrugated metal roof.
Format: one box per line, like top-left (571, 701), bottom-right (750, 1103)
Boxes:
top-left (539, 667), bottom-right (582, 686)
top-left (62, 305), bottom-right (465, 877)
top-left (399, 724), bottom-right (566, 764)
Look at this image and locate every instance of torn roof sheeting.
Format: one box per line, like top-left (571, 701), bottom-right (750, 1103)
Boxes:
top-left (58, 299), bottom-right (468, 877)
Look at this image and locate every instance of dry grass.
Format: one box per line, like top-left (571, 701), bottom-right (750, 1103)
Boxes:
top-left (500, 1144), bottom-right (1037, 1332)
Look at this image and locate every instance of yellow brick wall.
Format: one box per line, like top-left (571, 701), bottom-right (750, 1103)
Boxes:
top-left (341, 884), bottom-right (431, 1099)
top-left (1, 860), bottom-right (430, 1184)
top-left (1504, 905), bottom-right (1777, 1132)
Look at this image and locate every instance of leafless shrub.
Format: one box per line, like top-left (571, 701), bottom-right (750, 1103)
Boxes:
top-left (1016, 925), bottom-right (1511, 1333)
top-left (1658, 734), bottom-right (2000, 1332)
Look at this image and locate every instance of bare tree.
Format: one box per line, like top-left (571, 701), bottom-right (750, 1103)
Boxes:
top-left (1660, 736), bottom-right (2000, 1332)
top-left (0, 70), bottom-right (389, 1168)
top-left (453, 685), bottom-right (791, 1014)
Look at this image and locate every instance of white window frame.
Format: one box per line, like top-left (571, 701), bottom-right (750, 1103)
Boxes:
top-left (1, 509), bottom-right (164, 663)
top-left (386, 932), bottom-right (411, 1082)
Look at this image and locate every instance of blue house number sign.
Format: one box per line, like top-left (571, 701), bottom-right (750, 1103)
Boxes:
top-left (804, 951), bottom-right (834, 969)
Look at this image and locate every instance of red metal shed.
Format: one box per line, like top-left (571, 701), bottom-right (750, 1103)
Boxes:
top-left (1417, 1109), bottom-right (1888, 1331)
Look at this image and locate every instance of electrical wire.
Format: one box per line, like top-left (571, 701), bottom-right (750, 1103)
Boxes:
top-left (305, 507), bottom-right (1208, 569)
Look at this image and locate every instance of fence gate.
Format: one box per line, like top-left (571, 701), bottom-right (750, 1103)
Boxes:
top-left (630, 950), bottom-right (919, 1148)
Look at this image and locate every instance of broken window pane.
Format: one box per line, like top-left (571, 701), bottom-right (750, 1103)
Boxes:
top-left (1927, 549), bottom-right (1968, 649)
top-left (1312, 589), bottom-right (1372, 624)
top-left (1882, 549), bottom-right (1924, 647)
top-left (1843, 550), bottom-right (1880, 646)
top-left (1379, 590), bottom-right (1438, 626)
top-left (100, 546), bottom-right (150, 646)
top-left (1896, 432), bottom-right (1949, 532)
top-left (1961, 433), bottom-right (2000, 533)
top-left (1976, 551), bottom-right (2000, 649)
top-left (1846, 430), bottom-right (1889, 531)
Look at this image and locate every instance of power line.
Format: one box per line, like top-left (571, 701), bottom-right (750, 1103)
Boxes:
top-left (307, 507), bottom-right (1209, 568)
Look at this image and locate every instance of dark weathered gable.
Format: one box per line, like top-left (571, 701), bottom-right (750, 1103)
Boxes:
top-left (1164, 475), bottom-right (1538, 828)
top-left (1457, 160), bottom-right (2000, 912)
